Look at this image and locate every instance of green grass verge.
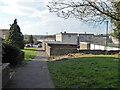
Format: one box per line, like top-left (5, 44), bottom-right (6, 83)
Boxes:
top-left (48, 55), bottom-right (119, 88)
top-left (22, 47), bottom-right (37, 61)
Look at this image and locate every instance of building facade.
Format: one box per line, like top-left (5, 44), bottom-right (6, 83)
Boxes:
top-left (92, 35), bottom-right (107, 44)
top-left (56, 32), bottom-right (94, 44)
top-left (0, 29), bottom-right (9, 39)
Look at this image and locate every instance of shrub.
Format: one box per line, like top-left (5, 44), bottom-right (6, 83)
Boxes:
top-left (2, 43), bottom-right (23, 66)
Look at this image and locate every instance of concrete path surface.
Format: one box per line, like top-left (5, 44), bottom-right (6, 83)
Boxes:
top-left (4, 48), bottom-right (55, 88)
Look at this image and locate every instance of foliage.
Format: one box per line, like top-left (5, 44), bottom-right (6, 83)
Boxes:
top-left (33, 37), bottom-right (38, 45)
top-left (2, 43), bottom-right (22, 66)
top-left (22, 47), bottom-right (37, 61)
top-left (48, 55), bottom-right (119, 88)
top-left (47, 0), bottom-right (120, 23)
top-left (40, 35), bottom-right (55, 39)
top-left (5, 19), bottom-right (24, 49)
top-left (28, 35), bottom-right (34, 44)
top-left (111, 1), bottom-right (120, 41)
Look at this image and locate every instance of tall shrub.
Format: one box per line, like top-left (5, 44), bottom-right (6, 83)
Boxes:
top-left (2, 43), bottom-right (21, 66)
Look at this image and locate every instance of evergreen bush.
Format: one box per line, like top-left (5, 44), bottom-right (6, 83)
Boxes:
top-left (2, 43), bottom-right (23, 66)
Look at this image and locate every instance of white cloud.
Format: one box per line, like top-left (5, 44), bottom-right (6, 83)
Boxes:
top-left (0, 0), bottom-right (107, 35)
top-left (19, 10), bottom-right (105, 35)
top-left (0, 0), bottom-right (50, 17)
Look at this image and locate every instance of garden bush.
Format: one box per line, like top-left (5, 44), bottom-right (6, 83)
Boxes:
top-left (2, 43), bottom-right (23, 66)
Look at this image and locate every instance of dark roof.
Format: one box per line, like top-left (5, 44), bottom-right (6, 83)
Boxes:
top-left (43, 41), bottom-right (77, 45)
top-left (94, 35), bottom-right (107, 37)
top-left (56, 32), bottom-right (94, 35)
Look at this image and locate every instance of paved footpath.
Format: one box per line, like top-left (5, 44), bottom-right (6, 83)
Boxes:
top-left (4, 48), bottom-right (55, 88)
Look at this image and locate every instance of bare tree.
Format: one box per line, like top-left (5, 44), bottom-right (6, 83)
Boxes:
top-left (47, 0), bottom-right (120, 23)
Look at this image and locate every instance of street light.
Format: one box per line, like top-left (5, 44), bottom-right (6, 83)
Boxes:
top-left (77, 33), bottom-right (80, 53)
top-left (105, 21), bottom-right (109, 55)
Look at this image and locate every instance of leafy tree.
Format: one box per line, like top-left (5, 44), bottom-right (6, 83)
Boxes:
top-left (47, 0), bottom-right (120, 23)
top-left (111, 1), bottom-right (120, 42)
top-left (28, 35), bottom-right (34, 44)
top-left (5, 19), bottom-right (24, 49)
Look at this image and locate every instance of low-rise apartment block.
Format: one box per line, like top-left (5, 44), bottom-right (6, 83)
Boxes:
top-left (56, 32), bottom-right (94, 44)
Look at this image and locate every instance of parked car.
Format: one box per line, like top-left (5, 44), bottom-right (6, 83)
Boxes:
top-left (26, 44), bottom-right (30, 47)
top-left (30, 44), bottom-right (33, 47)
top-left (38, 43), bottom-right (42, 48)
top-left (25, 44), bottom-right (33, 47)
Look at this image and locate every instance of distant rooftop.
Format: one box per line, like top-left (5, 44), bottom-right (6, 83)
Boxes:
top-left (56, 32), bottom-right (94, 35)
top-left (0, 29), bottom-right (9, 31)
top-left (43, 41), bottom-right (77, 45)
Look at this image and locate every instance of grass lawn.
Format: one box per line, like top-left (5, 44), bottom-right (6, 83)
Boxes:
top-left (48, 55), bottom-right (119, 88)
top-left (22, 47), bottom-right (37, 61)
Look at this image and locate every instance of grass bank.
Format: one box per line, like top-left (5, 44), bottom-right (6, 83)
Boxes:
top-left (22, 47), bottom-right (37, 61)
top-left (48, 55), bottom-right (119, 88)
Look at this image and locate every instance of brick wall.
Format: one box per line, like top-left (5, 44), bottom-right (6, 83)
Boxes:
top-left (0, 38), bottom-right (2, 64)
top-left (80, 42), bottom-right (90, 50)
top-left (2, 63), bottom-right (10, 88)
top-left (46, 44), bottom-right (51, 56)
top-left (46, 44), bottom-right (77, 56)
top-left (42, 42), bottom-right (46, 51)
top-left (0, 38), bottom-right (2, 89)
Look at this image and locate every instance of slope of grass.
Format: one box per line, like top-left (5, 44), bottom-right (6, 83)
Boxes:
top-left (48, 55), bottom-right (119, 88)
top-left (22, 47), bottom-right (37, 61)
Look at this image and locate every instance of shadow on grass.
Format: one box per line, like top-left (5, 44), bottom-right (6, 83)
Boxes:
top-left (74, 56), bottom-right (119, 59)
top-left (23, 48), bottom-right (37, 51)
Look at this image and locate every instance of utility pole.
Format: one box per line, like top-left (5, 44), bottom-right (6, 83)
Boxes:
top-left (46, 32), bottom-right (48, 41)
top-left (105, 21), bottom-right (109, 55)
top-left (77, 33), bottom-right (80, 53)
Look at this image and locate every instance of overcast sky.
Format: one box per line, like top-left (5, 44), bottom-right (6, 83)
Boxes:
top-left (0, 0), bottom-right (112, 35)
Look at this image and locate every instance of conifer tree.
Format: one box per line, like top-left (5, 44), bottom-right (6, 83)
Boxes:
top-left (28, 35), bottom-right (34, 44)
top-left (6, 19), bottom-right (24, 49)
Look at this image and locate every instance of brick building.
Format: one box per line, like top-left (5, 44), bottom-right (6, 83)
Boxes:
top-left (42, 41), bottom-right (77, 56)
top-left (0, 29), bottom-right (9, 39)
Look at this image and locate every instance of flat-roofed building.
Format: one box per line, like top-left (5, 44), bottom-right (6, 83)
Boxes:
top-left (56, 32), bottom-right (94, 44)
top-left (42, 41), bottom-right (77, 56)
top-left (92, 34), bottom-right (107, 44)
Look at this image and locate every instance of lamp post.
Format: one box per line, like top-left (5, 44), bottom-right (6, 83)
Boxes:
top-left (46, 32), bottom-right (48, 41)
top-left (105, 21), bottom-right (109, 55)
top-left (77, 33), bottom-right (80, 53)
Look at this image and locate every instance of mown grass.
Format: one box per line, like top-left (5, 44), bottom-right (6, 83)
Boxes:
top-left (22, 47), bottom-right (37, 61)
top-left (48, 55), bottom-right (119, 88)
